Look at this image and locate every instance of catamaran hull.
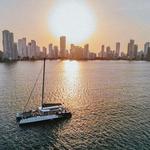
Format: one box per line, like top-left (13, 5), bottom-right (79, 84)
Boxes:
top-left (18, 113), bottom-right (72, 126)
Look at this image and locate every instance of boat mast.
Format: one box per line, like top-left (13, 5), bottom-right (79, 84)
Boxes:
top-left (41, 58), bottom-right (46, 108)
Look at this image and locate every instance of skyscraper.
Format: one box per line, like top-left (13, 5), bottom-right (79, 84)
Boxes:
top-left (2, 30), bottom-right (17, 60)
top-left (99, 45), bottom-right (105, 58)
top-left (36, 46), bottom-right (40, 58)
top-left (18, 39), bottom-right (23, 58)
top-left (146, 47), bottom-right (150, 61)
top-left (18, 38), bottom-right (27, 58)
top-left (83, 44), bottom-right (89, 59)
top-left (60, 36), bottom-right (66, 58)
top-left (70, 44), bottom-right (75, 59)
top-left (144, 42), bottom-right (150, 58)
top-left (53, 46), bottom-right (59, 59)
top-left (42, 47), bottom-right (47, 58)
top-left (31, 40), bottom-right (36, 58)
top-left (134, 44), bottom-right (138, 59)
top-left (116, 42), bottom-right (120, 57)
top-left (127, 40), bottom-right (134, 58)
top-left (106, 46), bottom-right (112, 58)
top-left (27, 43), bottom-right (32, 58)
top-left (48, 43), bottom-right (53, 58)
top-left (0, 51), bottom-right (3, 60)
top-left (127, 40), bottom-right (138, 59)
top-left (13, 43), bottom-right (18, 59)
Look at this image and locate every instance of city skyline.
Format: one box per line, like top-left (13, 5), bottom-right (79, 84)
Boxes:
top-left (0, 0), bottom-right (150, 52)
top-left (1, 29), bottom-right (150, 61)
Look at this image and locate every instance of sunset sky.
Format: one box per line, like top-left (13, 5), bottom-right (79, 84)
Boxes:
top-left (0, 0), bottom-right (150, 52)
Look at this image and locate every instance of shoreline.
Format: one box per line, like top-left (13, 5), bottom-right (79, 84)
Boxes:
top-left (0, 58), bottom-right (149, 63)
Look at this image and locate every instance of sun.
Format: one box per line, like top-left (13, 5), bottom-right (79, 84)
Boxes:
top-left (48, 0), bottom-right (96, 44)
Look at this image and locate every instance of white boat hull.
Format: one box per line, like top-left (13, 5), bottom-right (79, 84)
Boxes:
top-left (19, 114), bottom-right (60, 125)
top-left (18, 112), bottom-right (71, 126)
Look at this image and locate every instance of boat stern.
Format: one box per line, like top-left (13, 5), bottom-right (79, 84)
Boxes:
top-left (16, 113), bottom-right (22, 122)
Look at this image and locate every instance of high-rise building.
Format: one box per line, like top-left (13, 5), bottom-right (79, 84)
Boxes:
top-left (127, 40), bottom-right (138, 59)
top-left (60, 36), bottom-right (66, 58)
top-left (144, 42), bottom-right (150, 58)
top-left (89, 52), bottom-right (96, 60)
top-left (70, 44), bottom-right (75, 59)
top-left (106, 46), bottom-right (112, 58)
top-left (27, 43), bottom-right (32, 58)
top-left (127, 39), bottom-right (134, 58)
top-left (121, 52), bottom-right (126, 59)
top-left (36, 46), bottom-right (40, 58)
top-left (74, 46), bottom-right (84, 60)
top-left (53, 46), bottom-right (59, 58)
top-left (98, 45), bottom-right (105, 58)
top-left (48, 44), bottom-right (53, 58)
top-left (0, 51), bottom-right (3, 60)
top-left (134, 44), bottom-right (138, 59)
top-left (31, 40), bottom-right (36, 58)
top-left (101, 45), bottom-right (105, 52)
top-left (101, 45), bottom-right (105, 56)
top-left (2, 30), bottom-right (18, 60)
top-left (116, 42), bottom-right (120, 57)
top-left (69, 45), bottom-right (84, 60)
top-left (13, 43), bottom-right (18, 59)
top-left (18, 38), bottom-right (27, 58)
top-left (18, 39), bottom-right (23, 58)
top-left (42, 47), bottom-right (47, 58)
top-left (146, 47), bottom-right (150, 61)
top-left (137, 50), bottom-right (144, 60)
top-left (83, 44), bottom-right (89, 59)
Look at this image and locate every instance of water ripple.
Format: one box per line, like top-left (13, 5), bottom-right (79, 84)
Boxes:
top-left (0, 61), bottom-right (150, 149)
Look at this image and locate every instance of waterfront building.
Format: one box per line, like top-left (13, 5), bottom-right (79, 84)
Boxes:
top-left (101, 45), bottom-right (105, 58)
top-left (36, 46), bottom-right (40, 58)
top-left (18, 39), bottom-right (23, 58)
top-left (13, 43), bottom-right (18, 59)
top-left (127, 40), bottom-right (138, 59)
top-left (89, 52), bottom-right (96, 60)
top-left (127, 39), bottom-right (134, 59)
top-left (0, 51), bottom-right (3, 60)
top-left (48, 43), bottom-right (54, 59)
top-left (146, 47), bottom-right (150, 61)
top-left (144, 42), bottom-right (150, 58)
top-left (83, 44), bottom-right (89, 59)
top-left (115, 42), bottom-right (120, 58)
top-left (106, 46), bottom-right (113, 59)
top-left (53, 46), bottom-right (59, 59)
top-left (2, 30), bottom-right (18, 60)
top-left (121, 52), bottom-right (126, 59)
top-left (60, 36), bottom-right (66, 58)
top-left (137, 50), bottom-right (144, 60)
top-left (42, 47), bottom-right (47, 58)
top-left (70, 44), bottom-right (75, 59)
top-left (134, 44), bottom-right (138, 59)
top-left (98, 45), bottom-right (105, 58)
top-left (18, 38), bottom-right (27, 58)
top-left (74, 46), bottom-right (83, 60)
top-left (27, 43), bottom-right (32, 58)
top-left (70, 45), bottom-right (85, 60)
top-left (31, 40), bottom-right (36, 58)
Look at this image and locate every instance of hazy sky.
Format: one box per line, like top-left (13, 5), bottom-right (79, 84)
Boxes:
top-left (0, 0), bottom-right (150, 52)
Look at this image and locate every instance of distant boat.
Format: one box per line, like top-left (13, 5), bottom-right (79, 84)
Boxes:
top-left (16, 58), bottom-right (72, 126)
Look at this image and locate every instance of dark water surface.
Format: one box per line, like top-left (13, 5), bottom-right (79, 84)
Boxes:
top-left (0, 60), bottom-right (150, 150)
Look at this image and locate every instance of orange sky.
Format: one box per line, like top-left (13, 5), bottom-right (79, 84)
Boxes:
top-left (0, 0), bottom-right (150, 53)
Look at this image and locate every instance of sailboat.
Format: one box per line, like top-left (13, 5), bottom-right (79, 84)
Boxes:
top-left (16, 59), bottom-right (72, 126)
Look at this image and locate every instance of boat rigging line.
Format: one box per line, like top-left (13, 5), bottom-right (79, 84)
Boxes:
top-left (23, 65), bottom-right (43, 112)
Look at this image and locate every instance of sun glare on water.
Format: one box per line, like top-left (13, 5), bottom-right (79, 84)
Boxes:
top-left (48, 0), bottom-right (96, 44)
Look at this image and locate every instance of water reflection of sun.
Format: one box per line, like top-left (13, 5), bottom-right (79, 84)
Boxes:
top-left (63, 61), bottom-right (79, 82)
top-left (63, 61), bottom-right (80, 100)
